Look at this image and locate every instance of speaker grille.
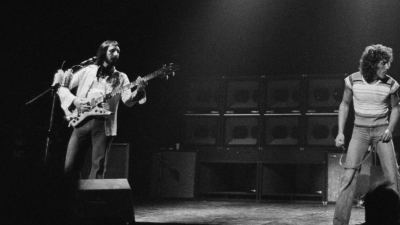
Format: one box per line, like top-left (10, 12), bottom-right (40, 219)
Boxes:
top-left (184, 116), bottom-right (219, 146)
top-left (225, 79), bottom-right (261, 111)
top-left (265, 116), bottom-right (300, 146)
top-left (306, 116), bottom-right (338, 146)
top-left (306, 76), bottom-right (344, 113)
top-left (265, 78), bottom-right (302, 113)
top-left (224, 116), bottom-right (259, 146)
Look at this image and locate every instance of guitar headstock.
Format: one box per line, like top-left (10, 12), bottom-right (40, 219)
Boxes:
top-left (157, 63), bottom-right (180, 80)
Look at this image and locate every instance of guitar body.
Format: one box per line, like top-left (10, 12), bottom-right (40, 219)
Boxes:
top-left (66, 106), bottom-right (113, 127)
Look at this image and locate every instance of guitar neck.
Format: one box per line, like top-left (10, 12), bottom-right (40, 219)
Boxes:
top-left (102, 70), bottom-right (159, 102)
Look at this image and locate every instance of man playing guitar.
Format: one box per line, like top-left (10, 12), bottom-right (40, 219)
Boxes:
top-left (54, 40), bottom-right (147, 180)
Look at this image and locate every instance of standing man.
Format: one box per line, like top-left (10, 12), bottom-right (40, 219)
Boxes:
top-left (54, 40), bottom-right (147, 180)
top-left (333, 44), bottom-right (400, 225)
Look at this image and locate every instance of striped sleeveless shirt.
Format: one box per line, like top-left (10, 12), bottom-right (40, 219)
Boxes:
top-left (345, 72), bottom-right (399, 127)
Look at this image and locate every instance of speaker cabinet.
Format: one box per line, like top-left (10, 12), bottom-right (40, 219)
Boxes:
top-left (264, 115), bottom-right (301, 146)
top-left (306, 115), bottom-right (338, 146)
top-left (306, 74), bottom-right (345, 113)
top-left (225, 77), bottom-right (262, 113)
top-left (185, 78), bottom-right (222, 113)
top-left (224, 116), bottom-right (260, 147)
top-left (261, 163), bottom-right (325, 200)
top-left (150, 152), bottom-right (196, 198)
top-left (259, 150), bottom-right (325, 201)
top-left (184, 115), bottom-right (220, 147)
top-left (81, 143), bottom-right (129, 179)
top-left (327, 152), bottom-right (373, 202)
top-left (265, 76), bottom-right (303, 113)
top-left (73, 179), bottom-right (134, 223)
top-left (197, 163), bottom-right (258, 199)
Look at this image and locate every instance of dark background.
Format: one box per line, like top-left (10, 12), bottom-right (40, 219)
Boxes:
top-left (4, 0), bottom-right (400, 203)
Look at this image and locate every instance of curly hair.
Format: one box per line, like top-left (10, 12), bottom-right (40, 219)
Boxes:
top-left (359, 44), bottom-right (393, 83)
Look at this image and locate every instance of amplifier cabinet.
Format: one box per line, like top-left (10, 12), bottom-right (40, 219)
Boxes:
top-left (305, 74), bottom-right (345, 113)
top-left (150, 152), bottom-right (197, 199)
top-left (326, 152), bottom-right (374, 202)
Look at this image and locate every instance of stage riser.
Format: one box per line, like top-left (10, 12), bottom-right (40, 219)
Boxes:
top-left (151, 150), bottom-right (386, 203)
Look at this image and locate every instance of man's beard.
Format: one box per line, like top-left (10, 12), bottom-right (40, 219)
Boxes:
top-left (105, 56), bottom-right (118, 66)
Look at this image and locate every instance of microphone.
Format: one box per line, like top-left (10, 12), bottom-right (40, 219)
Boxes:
top-left (51, 70), bottom-right (63, 88)
top-left (80, 56), bottom-right (97, 65)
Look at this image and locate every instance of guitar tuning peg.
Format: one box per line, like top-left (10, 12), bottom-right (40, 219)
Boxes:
top-left (169, 63), bottom-right (173, 66)
top-left (172, 72), bottom-right (175, 76)
top-left (166, 75), bottom-right (169, 80)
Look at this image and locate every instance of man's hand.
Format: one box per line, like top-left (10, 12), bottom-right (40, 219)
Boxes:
top-left (335, 133), bottom-right (345, 148)
top-left (73, 98), bottom-right (91, 112)
top-left (136, 76), bottom-right (148, 92)
top-left (380, 129), bottom-right (393, 143)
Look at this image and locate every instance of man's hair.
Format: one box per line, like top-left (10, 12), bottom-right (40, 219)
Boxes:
top-left (95, 40), bottom-right (119, 66)
top-left (94, 40), bottom-right (120, 87)
top-left (364, 181), bottom-right (400, 225)
top-left (359, 44), bottom-right (393, 83)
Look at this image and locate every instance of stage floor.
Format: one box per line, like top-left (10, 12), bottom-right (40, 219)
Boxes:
top-left (134, 200), bottom-right (365, 225)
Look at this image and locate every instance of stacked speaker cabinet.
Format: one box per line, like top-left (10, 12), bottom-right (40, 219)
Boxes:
top-left (305, 74), bottom-right (344, 147)
top-left (264, 75), bottom-right (304, 148)
top-left (223, 77), bottom-right (263, 150)
top-left (260, 75), bottom-right (321, 202)
top-left (179, 74), bottom-right (347, 202)
top-left (193, 77), bottom-right (262, 200)
top-left (305, 74), bottom-right (345, 202)
top-left (183, 77), bottom-right (222, 148)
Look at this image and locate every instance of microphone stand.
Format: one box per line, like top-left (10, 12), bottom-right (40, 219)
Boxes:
top-left (24, 58), bottom-right (95, 166)
top-left (25, 84), bottom-right (60, 165)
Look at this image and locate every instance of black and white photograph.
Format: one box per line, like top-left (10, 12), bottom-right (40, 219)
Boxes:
top-left (4, 1), bottom-right (400, 224)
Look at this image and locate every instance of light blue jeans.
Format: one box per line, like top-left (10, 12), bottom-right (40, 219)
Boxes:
top-left (333, 125), bottom-right (400, 225)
